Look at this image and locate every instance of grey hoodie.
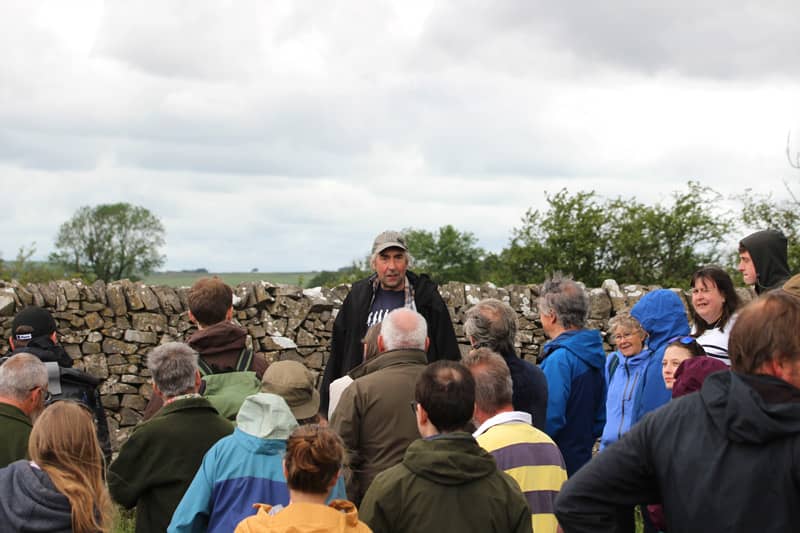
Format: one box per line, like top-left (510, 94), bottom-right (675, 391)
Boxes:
top-left (0, 460), bottom-right (73, 532)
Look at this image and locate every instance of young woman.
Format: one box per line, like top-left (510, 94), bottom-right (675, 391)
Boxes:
top-left (690, 266), bottom-right (742, 364)
top-left (235, 424), bottom-right (371, 532)
top-left (0, 401), bottom-right (111, 533)
top-left (662, 336), bottom-right (707, 390)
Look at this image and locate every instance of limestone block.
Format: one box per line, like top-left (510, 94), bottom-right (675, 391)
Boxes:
top-left (131, 313), bottom-right (167, 333)
top-left (106, 354), bottom-right (126, 366)
top-left (0, 291), bottom-right (15, 316)
top-left (119, 408), bottom-right (140, 427)
top-left (305, 351), bottom-right (324, 370)
top-left (81, 302), bottom-right (106, 312)
top-left (58, 280), bottom-right (80, 302)
top-left (254, 282), bottom-right (275, 305)
top-left (262, 336), bottom-right (297, 351)
top-left (601, 279), bottom-right (627, 314)
top-left (121, 394), bottom-right (147, 411)
top-left (85, 312), bottom-right (104, 330)
top-left (15, 284), bottom-right (33, 306)
top-left (139, 382), bottom-right (153, 400)
top-left (106, 284), bottom-right (127, 316)
top-left (439, 282), bottom-right (466, 308)
top-left (91, 279), bottom-right (108, 305)
top-left (28, 284), bottom-right (45, 307)
top-left (102, 338), bottom-right (138, 355)
top-left (137, 286), bottom-right (160, 311)
top-left (87, 331), bottom-right (103, 343)
top-left (302, 287), bottom-right (334, 312)
top-left (101, 395), bottom-right (120, 409)
top-left (124, 329), bottom-right (157, 344)
top-left (151, 286), bottom-right (183, 313)
top-left (64, 344), bottom-right (82, 360)
top-left (82, 342), bottom-right (101, 354)
top-left (83, 354), bottom-right (109, 379)
top-left (123, 283), bottom-right (145, 311)
top-left (248, 325), bottom-right (267, 338)
top-left (588, 288), bottom-right (612, 320)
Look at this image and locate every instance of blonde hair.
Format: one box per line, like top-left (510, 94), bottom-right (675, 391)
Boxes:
top-left (28, 402), bottom-right (111, 533)
top-left (608, 313), bottom-right (646, 340)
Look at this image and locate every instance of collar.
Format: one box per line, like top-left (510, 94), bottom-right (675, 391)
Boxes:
top-left (473, 410), bottom-right (532, 438)
top-left (163, 392), bottom-right (201, 406)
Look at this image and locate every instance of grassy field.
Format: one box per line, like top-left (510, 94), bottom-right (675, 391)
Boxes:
top-left (142, 271), bottom-right (316, 288)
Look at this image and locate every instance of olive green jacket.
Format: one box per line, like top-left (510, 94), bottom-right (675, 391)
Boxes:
top-left (108, 396), bottom-right (233, 533)
top-left (0, 402), bottom-right (32, 468)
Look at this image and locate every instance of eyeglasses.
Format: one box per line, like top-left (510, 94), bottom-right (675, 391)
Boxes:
top-left (668, 336), bottom-right (696, 345)
top-left (613, 332), bottom-right (638, 342)
top-left (409, 401), bottom-right (419, 416)
top-left (30, 386), bottom-right (52, 404)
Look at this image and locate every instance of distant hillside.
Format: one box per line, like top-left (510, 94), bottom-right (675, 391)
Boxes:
top-left (142, 271), bottom-right (317, 288)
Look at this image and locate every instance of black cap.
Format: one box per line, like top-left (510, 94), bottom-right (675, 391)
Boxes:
top-left (11, 306), bottom-right (57, 341)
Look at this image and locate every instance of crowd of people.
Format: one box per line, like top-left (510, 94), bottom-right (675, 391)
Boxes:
top-left (0, 227), bottom-right (798, 533)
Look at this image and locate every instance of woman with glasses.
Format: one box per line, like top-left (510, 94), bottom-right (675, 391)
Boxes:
top-left (690, 266), bottom-right (742, 365)
top-left (0, 401), bottom-right (111, 533)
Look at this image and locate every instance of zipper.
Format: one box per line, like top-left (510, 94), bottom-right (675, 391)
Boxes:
top-left (616, 358), bottom-right (630, 441)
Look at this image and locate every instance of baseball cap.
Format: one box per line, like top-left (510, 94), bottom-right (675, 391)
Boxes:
top-left (261, 360), bottom-right (320, 420)
top-left (11, 306), bottom-right (57, 341)
top-left (372, 230), bottom-right (407, 255)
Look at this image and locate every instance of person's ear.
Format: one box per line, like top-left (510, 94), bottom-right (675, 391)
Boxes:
top-left (225, 306), bottom-right (233, 321)
top-left (194, 370), bottom-right (203, 392)
top-left (153, 381), bottom-right (165, 399)
top-left (8, 337), bottom-right (14, 350)
top-left (377, 335), bottom-right (386, 353)
top-left (424, 337), bottom-right (431, 352)
top-left (188, 310), bottom-right (198, 325)
top-left (50, 331), bottom-right (58, 343)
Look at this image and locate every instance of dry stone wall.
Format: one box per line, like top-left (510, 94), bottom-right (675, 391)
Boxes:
top-left (0, 277), bottom-right (740, 450)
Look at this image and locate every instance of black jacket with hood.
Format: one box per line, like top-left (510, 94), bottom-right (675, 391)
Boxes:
top-left (555, 371), bottom-right (800, 533)
top-left (319, 270), bottom-right (460, 415)
top-left (740, 229), bottom-right (791, 294)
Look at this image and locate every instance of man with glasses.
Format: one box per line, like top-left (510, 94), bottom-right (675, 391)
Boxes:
top-left (0, 353), bottom-right (48, 467)
top-left (330, 307), bottom-right (429, 505)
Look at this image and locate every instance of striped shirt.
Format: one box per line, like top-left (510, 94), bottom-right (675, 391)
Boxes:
top-left (475, 411), bottom-right (567, 533)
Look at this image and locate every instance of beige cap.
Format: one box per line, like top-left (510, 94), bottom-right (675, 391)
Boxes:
top-left (783, 273), bottom-right (800, 298)
top-left (261, 360), bottom-right (320, 420)
top-left (372, 230), bottom-right (407, 255)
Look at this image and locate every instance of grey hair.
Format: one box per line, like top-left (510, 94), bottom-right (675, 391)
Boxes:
top-left (381, 308), bottom-right (428, 351)
top-left (608, 313), bottom-right (647, 343)
top-left (146, 342), bottom-right (199, 398)
top-left (369, 249), bottom-right (413, 271)
top-left (539, 273), bottom-right (589, 329)
top-left (0, 353), bottom-right (48, 402)
top-left (462, 348), bottom-right (513, 414)
top-left (463, 298), bottom-right (517, 355)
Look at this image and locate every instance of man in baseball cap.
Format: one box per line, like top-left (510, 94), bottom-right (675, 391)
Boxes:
top-left (318, 230), bottom-right (460, 419)
top-left (8, 306), bottom-right (72, 367)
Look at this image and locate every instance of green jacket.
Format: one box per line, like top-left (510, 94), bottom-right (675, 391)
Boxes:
top-left (108, 396), bottom-right (233, 533)
top-left (0, 402), bottom-right (32, 468)
top-left (359, 432), bottom-right (532, 533)
top-left (330, 349), bottom-right (427, 504)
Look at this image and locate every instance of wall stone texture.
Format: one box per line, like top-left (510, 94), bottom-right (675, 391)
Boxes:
top-left (0, 277), bottom-right (752, 450)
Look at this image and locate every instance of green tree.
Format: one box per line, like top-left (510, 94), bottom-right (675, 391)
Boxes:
top-left (51, 203), bottom-right (166, 282)
top-left (0, 244), bottom-right (72, 283)
top-left (403, 225), bottom-right (485, 284)
top-left (738, 189), bottom-right (800, 273)
top-left (305, 258), bottom-right (371, 288)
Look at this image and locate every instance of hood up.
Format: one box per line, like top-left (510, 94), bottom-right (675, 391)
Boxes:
top-left (741, 229), bottom-right (791, 293)
top-left (236, 393), bottom-right (298, 440)
top-left (631, 289), bottom-right (690, 355)
top-left (701, 372), bottom-right (800, 444)
top-left (403, 433), bottom-right (497, 486)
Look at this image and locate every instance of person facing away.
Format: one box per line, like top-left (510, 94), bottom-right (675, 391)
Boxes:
top-left (143, 276), bottom-right (267, 420)
top-left (0, 353), bottom-right (49, 468)
top-left (168, 392), bottom-right (347, 533)
top-left (555, 290), bottom-right (800, 533)
top-left (328, 322), bottom-right (382, 420)
top-left (738, 229), bottom-right (791, 294)
top-left (689, 266), bottom-right (742, 364)
top-left (0, 401), bottom-right (112, 533)
top-left (235, 424), bottom-right (372, 533)
top-left (463, 298), bottom-right (549, 431)
top-left (108, 342), bottom-right (233, 533)
top-left (330, 307), bottom-right (429, 505)
top-left (318, 230), bottom-right (460, 418)
top-left (538, 273), bottom-right (606, 476)
top-left (8, 305), bottom-right (73, 367)
top-left (359, 360), bottom-right (532, 533)
top-left (464, 348), bottom-right (567, 533)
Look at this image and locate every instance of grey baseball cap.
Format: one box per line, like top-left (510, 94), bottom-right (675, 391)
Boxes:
top-left (372, 230), bottom-right (407, 254)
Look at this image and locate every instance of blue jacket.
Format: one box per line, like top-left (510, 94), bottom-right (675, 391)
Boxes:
top-left (541, 329), bottom-right (606, 476)
top-left (168, 394), bottom-right (347, 533)
top-left (600, 346), bottom-right (655, 449)
top-left (630, 289), bottom-right (690, 419)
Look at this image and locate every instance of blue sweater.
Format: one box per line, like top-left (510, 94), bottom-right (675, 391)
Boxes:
top-left (541, 329), bottom-right (606, 476)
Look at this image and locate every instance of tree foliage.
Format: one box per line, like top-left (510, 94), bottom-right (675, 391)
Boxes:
top-left (404, 225), bottom-right (485, 284)
top-left (51, 203), bottom-right (166, 282)
top-left (738, 187), bottom-right (800, 274)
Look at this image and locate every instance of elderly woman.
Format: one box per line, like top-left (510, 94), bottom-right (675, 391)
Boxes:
top-left (690, 266), bottom-right (741, 365)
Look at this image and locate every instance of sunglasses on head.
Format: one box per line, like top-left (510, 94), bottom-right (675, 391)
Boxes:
top-left (668, 336), bottom-right (696, 345)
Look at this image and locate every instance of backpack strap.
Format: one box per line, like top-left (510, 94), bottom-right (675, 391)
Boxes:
top-left (607, 354), bottom-right (620, 382)
top-left (235, 347), bottom-right (254, 373)
top-left (197, 357), bottom-right (214, 377)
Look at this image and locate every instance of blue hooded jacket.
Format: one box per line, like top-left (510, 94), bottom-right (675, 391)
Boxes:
top-left (541, 328), bottom-right (606, 476)
top-left (629, 289), bottom-right (690, 421)
top-left (600, 346), bottom-right (654, 449)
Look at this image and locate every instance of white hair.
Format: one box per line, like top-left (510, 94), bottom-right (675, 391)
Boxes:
top-left (0, 353), bottom-right (48, 402)
top-left (381, 308), bottom-right (428, 351)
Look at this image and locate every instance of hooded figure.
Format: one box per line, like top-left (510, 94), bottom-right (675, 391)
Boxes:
top-left (630, 290), bottom-right (690, 421)
top-left (168, 394), bottom-right (346, 533)
top-left (740, 229), bottom-right (791, 294)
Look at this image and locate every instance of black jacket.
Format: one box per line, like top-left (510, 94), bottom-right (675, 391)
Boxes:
top-left (9, 337), bottom-right (73, 368)
top-left (500, 347), bottom-right (548, 432)
top-left (740, 229), bottom-right (791, 294)
top-left (319, 270), bottom-right (460, 415)
top-left (555, 371), bottom-right (800, 533)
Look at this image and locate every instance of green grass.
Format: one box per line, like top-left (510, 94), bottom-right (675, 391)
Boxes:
top-left (142, 271), bottom-right (317, 288)
top-left (111, 507), bottom-right (135, 533)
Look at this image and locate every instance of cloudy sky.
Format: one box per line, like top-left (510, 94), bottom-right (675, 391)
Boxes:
top-left (1, 1), bottom-right (799, 272)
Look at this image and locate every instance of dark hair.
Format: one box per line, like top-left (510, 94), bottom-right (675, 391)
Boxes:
top-left (284, 424), bottom-right (345, 494)
top-left (665, 336), bottom-right (707, 358)
top-left (187, 277), bottom-right (233, 326)
top-left (415, 360), bottom-right (475, 432)
top-left (729, 291), bottom-right (800, 374)
top-left (361, 323), bottom-right (382, 362)
top-left (690, 266), bottom-right (742, 335)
